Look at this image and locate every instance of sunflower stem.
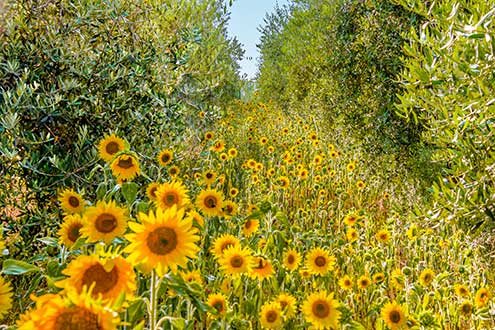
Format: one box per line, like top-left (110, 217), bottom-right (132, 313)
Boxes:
top-left (149, 270), bottom-right (158, 330)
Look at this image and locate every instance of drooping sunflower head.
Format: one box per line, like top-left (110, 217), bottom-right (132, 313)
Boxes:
top-left (302, 291), bottom-right (340, 330)
top-left (419, 268), bottom-right (435, 287)
top-left (155, 181), bottom-right (190, 210)
top-left (283, 249), bottom-right (301, 271)
top-left (98, 134), bottom-right (126, 162)
top-left (0, 276), bottom-right (12, 319)
top-left (157, 149), bottom-right (173, 167)
top-left (211, 234), bottom-right (241, 259)
top-left (249, 257), bottom-right (274, 281)
top-left (218, 245), bottom-right (253, 277)
top-left (196, 188), bottom-right (224, 217)
top-left (81, 200), bottom-right (128, 244)
top-left (58, 214), bottom-right (85, 248)
top-left (242, 219), bottom-right (259, 237)
top-left (110, 151), bottom-right (140, 182)
top-left (305, 247), bottom-right (336, 276)
top-left (381, 301), bottom-right (407, 330)
top-left (124, 206), bottom-right (200, 276)
top-left (373, 272), bottom-right (386, 284)
top-left (206, 293), bottom-right (227, 318)
top-left (260, 302), bottom-right (283, 329)
top-left (276, 293), bottom-right (297, 319)
top-left (58, 188), bottom-right (86, 214)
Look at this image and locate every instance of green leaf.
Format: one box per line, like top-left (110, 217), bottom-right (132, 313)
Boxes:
top-left (2, 259), bottom-right (40, 275)
top-left (122, 182), bottom-right (139, 204)
top-left (37, 237), bottom-right (59, 247)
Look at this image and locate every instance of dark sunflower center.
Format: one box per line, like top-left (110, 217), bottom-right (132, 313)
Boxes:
top-left (287, 255), bottom-right (295, 264)
top-left (220, 242), bottom-right (233, 253)
top-left (390, 310), bottom-right (402, 323)
top-left (68, 196), bottom-right (80, 208)
top-left (82, 263), bottom-right (119, 295)
top-left (206, 173), bottom-right (213, 179)
top-left (118, 157), bottom-right (134, 169)
top-left (205, 196), bottom-right (217, 208)
top-left (95, 213), bottom-right (118, 233)
top-left (245, 220), bottom-right (252, 229)
top-left (230, 256), bottom-right (244, 268)
top-left (54, 307), bottom-right (100, 330)
top-left (225, 205), bottom-right (234, 214)
top-left (170, 168), bottom-right (178, 175)
top-left (161, 154), bottom-right (170, 162)
top-left (68, 224), bottom-right (83, 243)
top-left (150, 187), bottom-right (158, 198)
top-left (213, 301), bottom-right (223, 312)
top-left (280, 301), bottom-right (288, 309)
top-left (256, 259), bottom-right (265, 269)
top-left (480, 293), bottom-right (487, 299)
top-left (266, 310), bottom-right (278, 323)
top-left (105, 141), bottom-right (120, 155)
top-left (423, 274), bottom-right (431, 282)
top-left (345, 280), bottom-right (351, 286)
top-left (462, 304), bottom-right (471, 314)
top-left (312, 300), bottom-right (330, 318)
top-left (164, 192), bottom-right (178, 206)
top-left (360, 280), bottom-right (369, 287)
top-left (147, 227), bottom-right (177, 255)
top-left (315, 256), bottom-right (326, 267)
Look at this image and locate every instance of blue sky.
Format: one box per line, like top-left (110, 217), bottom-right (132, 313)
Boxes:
top-left (227, 0), bottom-right (289, 80)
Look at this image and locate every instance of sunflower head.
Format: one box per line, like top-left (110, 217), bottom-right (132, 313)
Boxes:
top-left (381, 301), bottom-right (407, 329)
top-left (146, 182), bottom-right (161, 201)
top-left (475, 287), bottom-right (490, 307)
top-left (211, 234), bottom-right (241, 258)
top-left (276, 293), bottom-right (297, 318)
top-left (98, 134), bottom-right (126, 162)
top-left (58, 188), bottom-right (86, 214)
top-left (155, 181), bottom-right (190, 210)
top-left (0, 276), bottom-right (12, 319)
top-left (376, 229), bottom-right (391, 243)
top-left (302, 291), bottom-right (340, 330)
top-left (196, 188), bottom-right (224, 217)
top-left (249, 257), bottom-right (274, 281)
top-left (206, 293), bottom-right (227, 318)
top-left (110, 151), bottom-right (140, 182)
top-left (283, 249), bottom-right (301, 271)
top-left (357, 275), bottom-right (372, 289)
top-left (260, 302), bottom-right (283, 329)
top-left (306, 247), bottom-right (335, 276)
top-left (157, 149), bottom-right (173, 166)
top-left (81, 200), bottom-right (128, 244)
top-left (58, 214), bottom-right (84, 248)
top-left (339, 275), bottom-right (353, 290)
top-left (419, 268), bottom-right (435, 287)
top-left (218, 245), bottom-right (253, 277)
top-left (242, 219), bottom-right (259, 237)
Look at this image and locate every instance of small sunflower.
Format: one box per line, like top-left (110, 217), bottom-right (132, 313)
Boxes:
top-left (381, 301), bottom-right (407, 330)
top-left (276, 176), bottom-right (290, 189)
top-left (346, 162), bottom-right (356, 172)
top-left (346, 228), bottom-right (358, 242)
top-left (419, 268), bottom-right (435, 287)
top-left (276, 293), bottom-right (297, 318)
top-left (58, 214), bottom-right (84, 248)
top-left (305, 247), bottom-right (336, 276)
top-left (98, 134), bottom-right (126, 162)
top-left (157, 149), bottom-right (173, 166)
top-left (58, 188), bottom-right (86, 214)
top-left (249, 257), bottom-right (274, 281)
top-left (260, 302), bottom-right (283, 329)
top-left (206, 293), bottom-right (227, 318)
top-left (475, 287), bottom-right (490, 307)
top-left (356, 180), bottom-right (366, 189)
top-left (155, 181), bottom-right (190, 210)
top-left (124, 206), bottom-right (200, 276)
top-left (222, 200), bottom-right (238, 219)
top-left (454, 284), bottom-right (470, 297)
top-left (373, 272), bottom-right (386, 284)
top-left (211, 234), bottom-right (241, 259)
top-left (283, 249), bottom-right (301, 271)
top-left (196, 188), bottom-right (224, 217)
top-left (0, 276), bottom-right (12, 319)
top-left (204, 131), bottom-right (215, 141)
top-left (168, 165), bottom-right (180, 178)
top-left (110, 151), bottom-right (140, 181)
top-left (228, 148), bottom-right (237, 158)
top-left (218, 245), bottom-right (253, 277)
top-left (302, 291), bottom-right (340, 330)
top-left (181, 269), bottom-right (203, 286)
top-left (357, 275), bottom-right (372, 290)
top-left (242, 219), bottom-right (259, 237)
top-left (376, 229), bottom-right (391, 243)
top-left (203, 170), bottom-right (217, 186)
top-left (229, 187), bottom-right (239, 197)
top-left (338, 275), bottom-right (353, 290)
top-left (81, 200), bottom-right (128, 244)
top-left (343, 212), bottom-right (360, 226)
top-left (460, 300), bottom-right (473, 316)
top-left (211, 141), bottom-right (225, 153)
top-left (146, 182), bottom-right (161, 202)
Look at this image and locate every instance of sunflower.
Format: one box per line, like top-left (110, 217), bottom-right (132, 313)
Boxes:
top-left (204, 131), bottom-right (215, 141)
top-left (373, 272), bottom-right (386, 284)
top-left (181, 269), bottom-right (203, 286)
top-left (58, 214), bottom-right (85, 248)
top-left (249, 257), bottom-right (274, 281)
top-left (305, 247), bottom-right (336, 276)
top-left (17, 289), bottom-right (119, 330)
top-left (460, 300), bottom-right (473, 316)
top-left (346, 162), bottom-right (356, 172)
top-left (419, 268), bottom-right (435, 287)
top-left (474, 287), bottom-right (490, 307)
top-left (56, 253), bottom-right (136, 303)
top-left (211, 141), bottom-right (225, 153)
top-left (283, 249), bottom-right (301, 271)
top-left (218, 245), bottom-right (253, 277)
top-left (228, 148), bottom-right (238, 158)
top-left (276, 176), bottom-right (290, 189)
top-left (346, 228), bottom-right (358, 242)
top-left (376, 229), bottom-right (391, 243)
top-left (454, 284), bottom-right (470, 297)
top-left (146, 182), bottom-right (161, 202)
top-left (98, 134), bottom-right (126, 162)
top-left (0, 276), bottom-right (12, 319)
top-left (338, 275), bottom-right (353, 290)
top-left (110, 151), bottom-right (140, 181)
top-left (357, 275), bottom-right (372, 289)
top-left (242, 219), bottom-right (259, 237)
top-left (168, 165), bottom-right (180, 178)
top-left (155, 181), bottom-right (190, 210)
top-left (222, 200), bottom-right (238, 219)
top-left (259, 136), bottom-right (268, 145)
top-left (211, 234), bottom-right (241, 259)
top-left (124, 206), bottom-right (199, 276)
top-left (206, 293), bottom-right (227, 317)
top-left (58, 188), bottom-right (86, 214)
top-left (276, 293), bottom-right (297, 318)
top-left (219, 153), bottom-right (229, 161)
top-left (196, 188), bottom-right (224, 217)
top-left (356, 180), bottom-right (366, 189)
top-left (157, 149), bottom-right (173, 166)
top-left (81, 200), bottom-right (128, 244)
top-left (187, 210), bottom-right (204, 228)
top-left (203, 170), bottom-right (217, 186)
top-left (260, 302), bottom-right (283, 329)
top-left (381, 301), bottom-right (407, 329)
top-left (343, 212), bottom-right (360, 226)
top-left (302, 291), bottom-right (340, 330)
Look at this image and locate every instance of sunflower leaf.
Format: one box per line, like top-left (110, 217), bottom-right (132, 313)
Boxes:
top-left (2, 259), bottom-right (40, 275)
top-left (122, 182), bottom-right (139, 204)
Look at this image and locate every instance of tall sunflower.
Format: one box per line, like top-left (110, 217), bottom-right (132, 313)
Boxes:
top-left (218, 245), bottom-right (253, 277)
top-left (110, 151), bottom-right (140, 182)
top-left (206, 293), bottom-right (227, 318)
top-left (0, 276), bottom-right (12, 319)
top-left (211, 234), bottom-right (241, 259)
top-left (196, 188), bottom-right (224, 217)
top-left (155, 181), bottom-right (190, 210)
top-left (305, 247), bottom-right (336, 276)
top-left (302, 291), bottom-right (340, 330)
top-left (381, 301), bottom-right (407, 329)
top-left (58, 188), bottom-right (86, 214)
top-left (56, 252), bottom-right (136, 303)
top-left (98, 134), bottom-right (126, 162)
top-left (283, 249), bottom-right (301, 271)
top-left (260, 302), bottom-right (283, 329)
top-left (338, 275), bottom-right (353, 290)
top-left (81, 200), bottom-right (128, 244)
top-left (58, 214), bottom-right (84, 248)
top-left (124, 206), bottom-right (200, 276)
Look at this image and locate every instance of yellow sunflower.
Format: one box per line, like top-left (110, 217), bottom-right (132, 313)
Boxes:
top-left (343, 212), bottom-right (360, 226)
top-left (475, 287), bottom-right (490, 307)
top-left (196, 188), bottom-right (224, 217)
top-left (381, 301), bottom-right (407, 329)
top-left (110, 151), bottom-right (140, 181)
top-left (146, 182), bottom-right (161, 202)
top-left (222, 200), bottom-right (238, 219)
top-left (58, 188), bottom-right (86, 214)
top-left (249, 257), bottom-right (274, 281)
top-left (276, 176), bottom-right (290, 189)
top-left (218, 245), bottom-right (253, 277)
top-left (373, 272), bottom-right (386, 284)
top-left (283, 249), bottom-right (301, 271)
top-left (56, 252), bottom-right (136, 303)
top-left (124, 206), bottom-right (200, 276)
top-left (260, 302), bottom-right (283, 329)
top-left (187, 210), bottom-right (204, 228)
top-left (376, 229), bottom-right (391, 243)
top-left (302, 291), bottom-right (340, 330)
top-left (155, 181), bottom-right (190, 210)
top-left (203, 170), bottom-right (217, 186)
top-left (357, 275), bottom-right (372, 290)
top-left (206, 293), bottom-right (227, 318)
top-left (17, 289), bottom-right (119, 330)
top-left (242, 219), bottom-right (259, 237)
top-left (346, 228), bottom-right (358, 242)
top-left (211, 234), bottom-right (241, 259)
top-left (204, 131), bottom-right (215, 141)
top-left (454, 284), bottom-right (470, 297)
top-left (419, 268), bottom-right (435, 287)
top-left (180, 269), bottom-right (203, 286)
top-left (157, 149), bottom-right (173, 166)
top-left (0, 276), bottom-right (12, 319)
top-left (338, 275), bottom-right (353, 290)
top-left (168, 165), bottom-right (180, 178)
top-left (81, 200), bottom-right (128, 244)
top-left (229, 187), bottom-right (239, 197)
top-left (305, 247), bottom-right (336, 276)
top-left (211, 141), bottom-right (225, 153)
top-left (58, 214), bottom-right (84, 248)
top-left (228, 148), bottom-right (238, 158)
top-left (276, 293), bottom-right (297, 318)
top-left (460, 300), bottom-right (473, 316)
top-left (98, 134), bottom-right (126, 163)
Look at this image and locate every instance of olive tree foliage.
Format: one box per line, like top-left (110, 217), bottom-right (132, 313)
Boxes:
top-left (0, 0), bottom-right (243, 255)
top-left (393, 0), bottom-right (495, 231)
